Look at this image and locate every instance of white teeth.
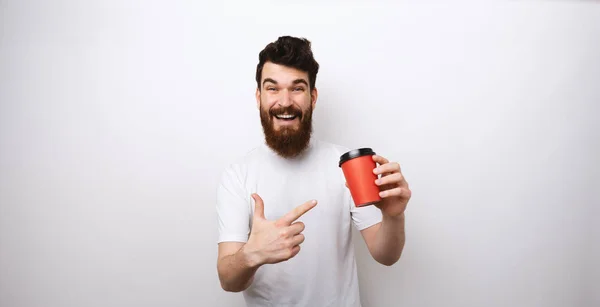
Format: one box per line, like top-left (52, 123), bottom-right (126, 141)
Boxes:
top-left (275, 114), bottom-right (296, 119)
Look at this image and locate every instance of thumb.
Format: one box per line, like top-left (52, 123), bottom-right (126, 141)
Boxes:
top-left (251, 193), bottom-right (265, 220)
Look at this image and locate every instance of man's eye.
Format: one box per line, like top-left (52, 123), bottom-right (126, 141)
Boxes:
top-left (293, 87), bottom-right (304, 91)
top-left (267, 87), bottom-right (276, 91)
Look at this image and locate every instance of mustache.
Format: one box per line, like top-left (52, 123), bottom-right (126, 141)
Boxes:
top-left (269, 106), bottom-right (303, 118)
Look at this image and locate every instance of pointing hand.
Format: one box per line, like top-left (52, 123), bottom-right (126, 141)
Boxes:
top-left (243, 193), bottom-right (317, 267)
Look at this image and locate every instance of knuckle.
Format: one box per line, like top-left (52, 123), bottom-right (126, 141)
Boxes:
top-left (283, 239), bottom-right (294, 249)
top-left (288, 238), bottom-right (297, 247)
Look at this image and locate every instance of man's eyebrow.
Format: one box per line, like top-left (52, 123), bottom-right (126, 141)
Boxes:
top-left (292, 79), bottom-right (308, 86)
top-left (262, 78), bottom-right (308, 87)
top-left (263, 78), bottom-right (277, 85)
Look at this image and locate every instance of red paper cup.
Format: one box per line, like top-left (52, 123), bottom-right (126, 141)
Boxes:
top-left (339, 148), bottom-right (381, 207)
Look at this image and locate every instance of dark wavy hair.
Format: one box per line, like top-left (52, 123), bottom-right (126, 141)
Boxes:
top-left (255, 36), bottom-right (320, 91)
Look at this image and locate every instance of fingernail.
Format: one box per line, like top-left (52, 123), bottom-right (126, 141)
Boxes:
top-left (375, 179), bottom-right (381, 185)
top-left (379, 191), bottom-right (386, 197)
top-left (311, 200), bottom-right (317, 204)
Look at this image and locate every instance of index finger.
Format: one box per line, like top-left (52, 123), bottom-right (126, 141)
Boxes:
top-left (276, 200), bottom-right (317, 226)
top-left (372, 154), bottom-right (389, 165)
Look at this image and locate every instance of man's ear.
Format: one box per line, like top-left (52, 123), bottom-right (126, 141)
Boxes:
top-left (255, 88), bottom-right (260, 110)
top-left (311, 87), bottom-right (318, 110)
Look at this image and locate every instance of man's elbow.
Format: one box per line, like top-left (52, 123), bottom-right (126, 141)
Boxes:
top-left (217, 271), bottom-right (252, 292)
top-left (372, 250), bottom-right (403, 266)
top-left (379, 258), bottom-right (400, 266)
top-left (220, 281), bottom-right (245, 293)
top-left (218, 276), bottom-right (248, 292)
top-left (376, 255), bottom-right (401, 266)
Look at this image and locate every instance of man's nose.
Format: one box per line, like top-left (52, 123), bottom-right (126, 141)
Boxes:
top-left (277, 89), bottom-right (293, 107)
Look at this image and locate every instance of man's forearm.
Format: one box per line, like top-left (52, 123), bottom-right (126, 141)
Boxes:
top-left (217, 246), bottom-right (260, 292)
top-left (372, 213), bottom-right (406, 266)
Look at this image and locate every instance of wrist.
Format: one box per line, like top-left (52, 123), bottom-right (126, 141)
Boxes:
top-left (240, 244), bottom-right (263, 269)
top-left (382, 211), bottom-right (405, 223)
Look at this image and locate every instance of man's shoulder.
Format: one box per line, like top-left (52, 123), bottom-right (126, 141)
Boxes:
top-left (232, 144), bottom-right (264, 165)
top-left (313, 139), bottom-right (353, 158)
top-left (218, 144), bottom-right (263, 177)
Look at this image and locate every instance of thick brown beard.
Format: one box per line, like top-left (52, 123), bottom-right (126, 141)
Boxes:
top-left (260, 103), bottom-right (313, 159)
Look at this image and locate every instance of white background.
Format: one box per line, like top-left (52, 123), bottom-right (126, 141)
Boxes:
top-left (1, 1), bottom-right (598, 306)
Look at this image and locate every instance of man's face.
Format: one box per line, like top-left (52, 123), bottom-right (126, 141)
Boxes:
top-left (256, 62), bottom-right (318, 158)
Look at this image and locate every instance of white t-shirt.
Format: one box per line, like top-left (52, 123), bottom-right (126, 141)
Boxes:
top-left (216, 138), bottom-right (383, 307)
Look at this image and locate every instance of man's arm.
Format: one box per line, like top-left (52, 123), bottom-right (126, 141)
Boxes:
top-left (358, 154), bottom-right (410, 266)
top-left (360, 213), bottom-right (406, 266)
top-left (216, 194), bottom-right (317, 292)
top-left (217, 242), bottom-right (260, 292)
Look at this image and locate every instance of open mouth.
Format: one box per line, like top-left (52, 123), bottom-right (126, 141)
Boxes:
top-left (273, 114), bottom-right (299, 121)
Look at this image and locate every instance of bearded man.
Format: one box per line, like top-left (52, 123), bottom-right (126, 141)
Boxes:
top-left (215, 36), bottom-right (411, 307)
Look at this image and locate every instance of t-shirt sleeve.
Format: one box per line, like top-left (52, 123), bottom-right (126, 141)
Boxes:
top-left (216, 165), bottom-right (251, 243)
top-left (347, 188), bottom-right (383, 230)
